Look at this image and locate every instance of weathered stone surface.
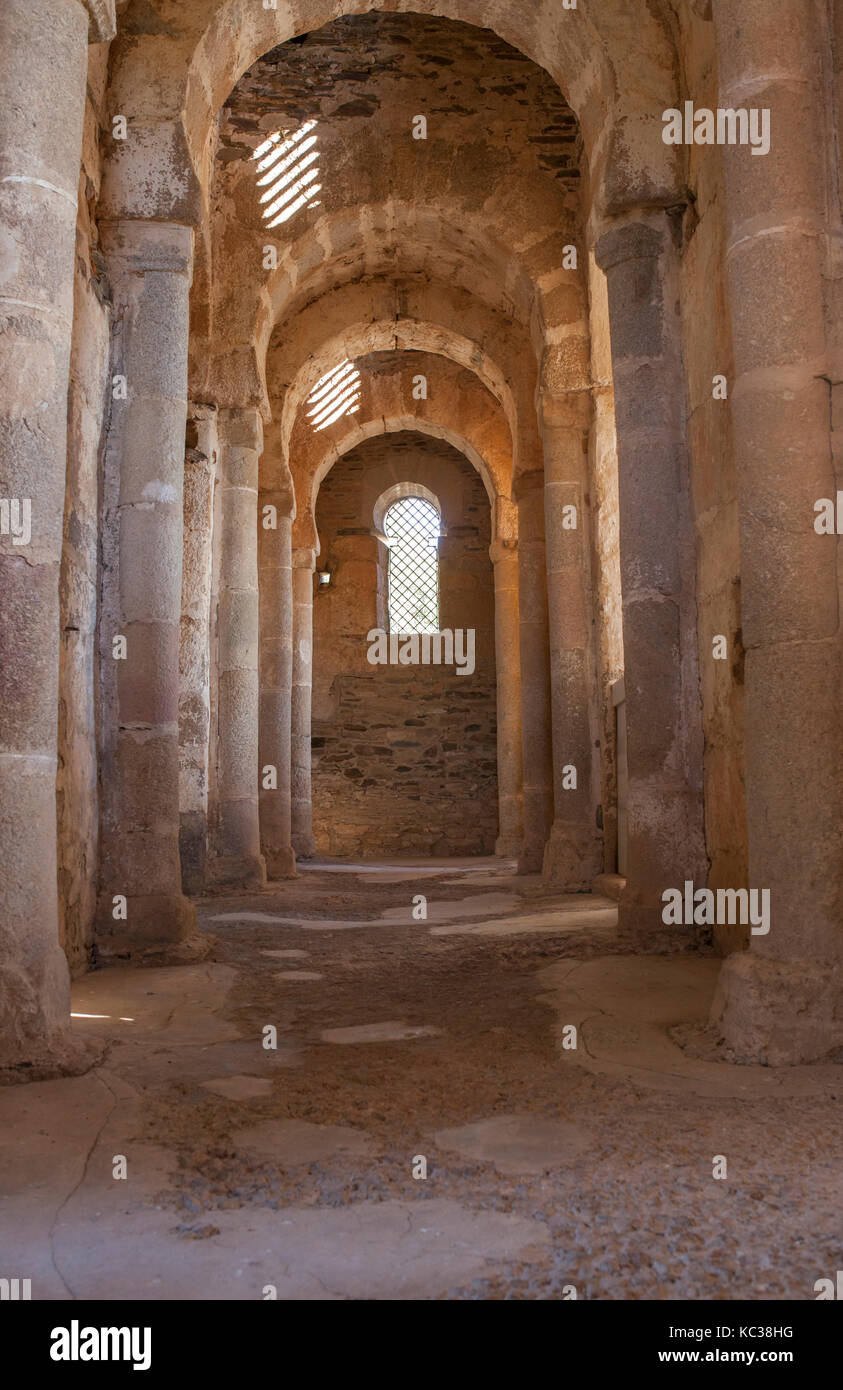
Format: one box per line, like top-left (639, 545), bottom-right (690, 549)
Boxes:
top-left (433, 1114), bottom-right (591, 1176)
top-left (201, 1075), bottom-right (272, 1100)
top-left (321, 1021), bottom-right (441, 1044)
top-left (6, 865), bottom-right (840, 1303)
top-left (0, 0), bottom-right (90, 1068)
top-left (232, 1119), bottom-right (373, 1164)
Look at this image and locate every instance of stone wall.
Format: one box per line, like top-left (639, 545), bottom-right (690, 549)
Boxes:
top-left (312, 668), bottom-right (498, 857)
top-left (57, 42), bottom-right (111, 974)
top-left (311, 433), bottom-right (497, 857)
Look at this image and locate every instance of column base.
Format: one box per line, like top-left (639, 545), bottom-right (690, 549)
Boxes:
top-left (495, 834), bottom-right (520, 858)
top-left (207, 854), bottom-right (267, 890)
top-left (96, 891), bottom-right (197, 954)
top-left (592, 872), bottom-right (626, 902)
top-left (292, 834), bottom-right (316, 859)
top-left (0, 948), bottom-right (94, 1080)
top-left (517, 839), bottom-right (545, 874)
top-left (712, 952), bottom-right (843, 1065)
top-left (617, 899), bottom-right (707, 952)
top-left (0, 1032), bottom-right (100, 1086)
top-left (542, 821), bottom-right (601, 890)
top-left (265, 846), bottom-right (297, 879)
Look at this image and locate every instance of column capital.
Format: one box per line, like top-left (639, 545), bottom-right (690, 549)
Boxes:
top-left (259, 476), bottom-right (296, 519)
top-left (292, 513), bottom-right (319, 553)
top-left (489, 537), bottom-right (518, 566)
top-left (513, 469), bottom-right (545, 503)
top-left (492, 494), bottom-right (518, 547)
top-left (101, 220), bottom-right (194, 280)
top-left (218, 406), bottom-right (264, 455)
top-left (188, 400), bottom-right (219, 422)
top-left (79, 0), bottom-right (117, 44)
top-left (292, 548), bottom-right (316, 571)
top-left (537, 389), bottom-right (592, 435)
top-left (594, 214), bottom-right (667, 273)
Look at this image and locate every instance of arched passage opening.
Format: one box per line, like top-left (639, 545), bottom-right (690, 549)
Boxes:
top-left (310, 431), bottom-right (499, 859)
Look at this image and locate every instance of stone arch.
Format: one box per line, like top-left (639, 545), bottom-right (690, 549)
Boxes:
top-left (284, 350), bottom-right (514, 552)
top-left (311, 415), bottom-right (500, 539)
top-left (278, 321), bottom-right (517, 461)
top-left (202, 199), bottom-right (586, 414)
top-left (296, 420), bottom-right (523, 862)
top-left (100, 0), bottom-right (684, 224)
top-left (264, 279), bottom-right (538, 420)
top-left (273, 317), bottom-right (536, 495)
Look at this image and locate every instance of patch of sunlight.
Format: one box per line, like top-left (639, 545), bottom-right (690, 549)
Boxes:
top-left (252, 120), bottom-right (323, 228)
top-left (306, 359), bottom-right (362, 431)
top-left (71, 1013), bottom-right (135, 1022)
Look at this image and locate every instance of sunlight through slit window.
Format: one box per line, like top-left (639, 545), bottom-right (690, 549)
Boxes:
top-left (305, 360), bottom-right (362, 431)
top-left (252, 120), bottom-right (322, 227)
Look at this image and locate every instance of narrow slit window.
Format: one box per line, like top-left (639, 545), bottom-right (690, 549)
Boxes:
top-left (306, 360), bottom-right (361, 431)
top-left (384, 496), bottom-right (440, 633)
top-left (251, 120), bottom-right (323, 228)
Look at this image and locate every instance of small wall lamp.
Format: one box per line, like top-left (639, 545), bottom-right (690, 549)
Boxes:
top-left (317, 568), bottom-right (332, 587)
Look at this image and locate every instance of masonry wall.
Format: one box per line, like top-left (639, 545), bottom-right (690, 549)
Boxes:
top-left (311, 433), bottom-right (498, 857)
top-left (57, 43), bottom-right (111, 974)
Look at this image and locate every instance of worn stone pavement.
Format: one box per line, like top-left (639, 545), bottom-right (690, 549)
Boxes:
top-left (1, 860), bottom-right (840, 1300)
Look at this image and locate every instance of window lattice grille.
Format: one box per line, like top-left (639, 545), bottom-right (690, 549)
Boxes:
top-left (384, 496), bottom-right (440, 633)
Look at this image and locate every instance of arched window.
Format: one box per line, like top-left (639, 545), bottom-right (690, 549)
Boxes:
top-left (383, 495), bottom-right (441, 633)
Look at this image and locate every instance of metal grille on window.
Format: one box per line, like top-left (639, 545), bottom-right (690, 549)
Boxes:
top-left (384, 497), bottom-right (440, 633)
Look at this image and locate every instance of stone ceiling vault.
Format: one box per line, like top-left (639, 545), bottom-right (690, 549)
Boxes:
top-left (101, 0), bottom-right (684, 224)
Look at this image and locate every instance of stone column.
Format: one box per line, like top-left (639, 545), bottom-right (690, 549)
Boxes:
top-left (595, 213), bottom-right (706, 936)
top-left (710, 0), bottom-right (843, 1063)
top-left (490, 527), bottom-right (523, 857)
top-left (98, 220), bottom-right (196, 949)
top-left (515, 472), bottom-right (554, 872)
top-left (541, 400), bottom-right (602, 888)
top-left (259, 479), bottom-right (296, 878)
top-left (291, 549), bottom-right (317, 857)
top-left (0, 0), bottom-right (114, 1068)
top-left (179, 403), bottom-right (217, 895)
top-left (208, 409), bottom-right (266, 888)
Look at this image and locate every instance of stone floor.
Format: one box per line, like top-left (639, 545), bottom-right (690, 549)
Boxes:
top-left (1, 859), bottom-right (840, 1300)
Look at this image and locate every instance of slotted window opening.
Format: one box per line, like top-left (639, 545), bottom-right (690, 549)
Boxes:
top-left (306, 360), bottom-right (361, 431)
top-left (384, 496), bottom-right (441, 633)
top-left (252, 120), bottom-right (323, 228)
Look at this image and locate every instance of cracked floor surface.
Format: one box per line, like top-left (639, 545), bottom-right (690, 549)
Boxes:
top-left (1, 859), bottom-right (840, 1300)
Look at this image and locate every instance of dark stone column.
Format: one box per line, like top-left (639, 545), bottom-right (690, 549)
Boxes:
top-left (595, 213), bottom-right (706, 938)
